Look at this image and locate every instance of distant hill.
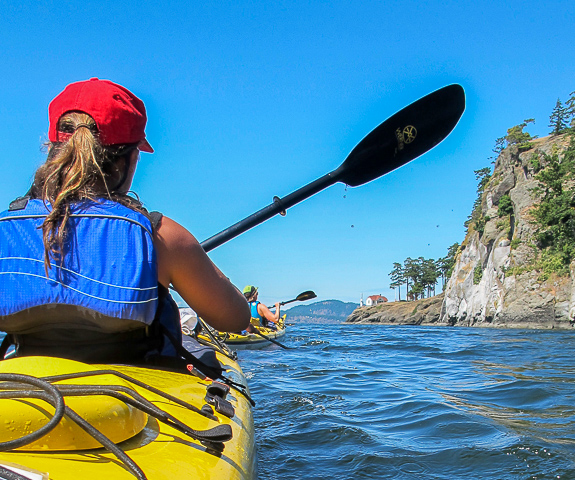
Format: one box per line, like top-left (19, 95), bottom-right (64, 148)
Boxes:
top-left (285, 300), bottom-right (359, 324)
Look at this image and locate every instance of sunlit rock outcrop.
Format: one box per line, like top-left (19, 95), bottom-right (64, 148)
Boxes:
top-left (347, 133), bottom-right (575, 329)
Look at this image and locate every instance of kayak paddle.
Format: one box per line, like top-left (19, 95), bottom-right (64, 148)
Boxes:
top-left (268, 290), bottom-right (317, 309)
top-left (251, 327), bottom-right (291, 349)
top-left (201, 84), bottom-right (465, 252)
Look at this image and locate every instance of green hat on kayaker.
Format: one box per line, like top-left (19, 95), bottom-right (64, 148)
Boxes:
top-left (243, 285), bottom-right (258, 297)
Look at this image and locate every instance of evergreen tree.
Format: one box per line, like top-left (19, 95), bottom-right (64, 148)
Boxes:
top-left (389, 262), bottom-right (404, 301)
top-left (505, 118), bottom-right (536, 150)
top-left (438, 242), bottom-right (459, 288)
top-left (414, 257), bottom-right (426, 299)
top-left (409, 282), bottom-right (424, 301)
top-left (403, 257), bottom-right (419, 301)
top-left (475, 167), bottom-right (491, 190)
top-left (493, 137), bottom-right (506, 155)
top-left (566, 91), bottom-right (575, 128)
top-left (421, 258), bottom-right (439, 297)
top-left (497, 194), bottom-right (513, 217)
top-left (494, 119), bottom-right (537, 154)
top-left (402, 256), bottom-right (440, 300)
top-left (549, 98), bottom-right (568, 135)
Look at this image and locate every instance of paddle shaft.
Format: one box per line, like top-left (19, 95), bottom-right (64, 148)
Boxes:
top-left (201, 170), bottom-right (342, 252)
top-left (267, 290), bottom-right (317, 309)
top-left (252, 327), bottom-right (290, 349)
top-left (268, 297), bottom-right (302, 309)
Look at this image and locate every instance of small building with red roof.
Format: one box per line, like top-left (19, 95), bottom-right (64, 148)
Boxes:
top-left (365, 294), bottom-right (388, 306)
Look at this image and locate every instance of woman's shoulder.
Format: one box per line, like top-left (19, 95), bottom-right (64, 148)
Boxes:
top-left (152, 215), bottom-right (203, 252)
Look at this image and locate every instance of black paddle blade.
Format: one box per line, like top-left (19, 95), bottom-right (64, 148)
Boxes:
top-left (296, 290), bottom-right (317, 301)
top-left (336, 84), bottom-right (465, 187)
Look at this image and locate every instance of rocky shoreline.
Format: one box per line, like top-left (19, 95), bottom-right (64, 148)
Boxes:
top-left (346, 294), bottom-right (445, 326)
top-left (346, 290), bottom-right (575, 329)
top-left (345, 292), bottom-right (574, 328)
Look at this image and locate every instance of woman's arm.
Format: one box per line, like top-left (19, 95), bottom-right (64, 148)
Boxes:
top-left (258, 302), bottom-right (281, 323)
top-left (153, 215), bottom-right (250, 332)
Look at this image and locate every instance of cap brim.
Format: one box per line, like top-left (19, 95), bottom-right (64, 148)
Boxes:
top-left (138, 139), bottom-right (154, 153)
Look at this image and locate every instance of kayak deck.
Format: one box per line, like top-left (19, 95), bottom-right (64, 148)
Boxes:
top-left (0, 355), bottom-right (255, 480)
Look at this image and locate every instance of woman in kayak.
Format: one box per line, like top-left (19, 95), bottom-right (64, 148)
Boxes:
top-left (242, 285), bottom-right (280, 331)
top-left (0, 78), bottom-right (250, 362)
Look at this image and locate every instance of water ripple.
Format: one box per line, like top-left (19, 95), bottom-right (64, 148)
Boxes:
top-left (240, 325), bottom-right (575, 479)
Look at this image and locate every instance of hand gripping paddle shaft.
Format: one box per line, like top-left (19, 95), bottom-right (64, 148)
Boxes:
top-left (201, 84), bottom-right (465, 252)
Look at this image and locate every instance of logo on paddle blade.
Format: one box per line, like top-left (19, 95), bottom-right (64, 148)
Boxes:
top-left (395, 125), bottom-right (417, 153)
top-left (403, 125), bottom-right (417, 143)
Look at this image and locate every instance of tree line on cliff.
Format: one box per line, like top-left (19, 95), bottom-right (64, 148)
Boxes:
top-left (389, 89), bottom-right (575, 301)
top-left (388, 243), bottom-right (459, 301)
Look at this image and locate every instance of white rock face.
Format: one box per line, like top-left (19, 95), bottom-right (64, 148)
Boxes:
top-left (441, 135), bottom-right (575, 329)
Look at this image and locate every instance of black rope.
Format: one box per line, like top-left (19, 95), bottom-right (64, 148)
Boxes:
top-left (0, 374), bottom-right (65, 450)
top-left (0, 384), bottom-right (232, 471)
top-left (161, 327), bottom-right (256, 407)
top-left (0, 370), bottom-right (239, 479)
top-left (49, 384), bottom-right (232, 444)
top-left (0, 379), bottom-right (146, 480)
top-left (42, 370), bottom-right (218, 421)
top-left (63, 405), bottom-right (146, 480)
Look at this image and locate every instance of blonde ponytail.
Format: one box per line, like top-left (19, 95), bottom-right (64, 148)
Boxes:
top-left (34, 112), bottom-right (145, 274)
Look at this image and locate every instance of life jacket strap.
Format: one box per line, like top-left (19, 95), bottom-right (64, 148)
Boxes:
top-left (8, 195), bottom-right (30, 211)
top-left (0, 334), bottom-right (12, 359)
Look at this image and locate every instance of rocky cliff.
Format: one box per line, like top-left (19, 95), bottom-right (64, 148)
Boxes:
top-left (441, 134), bottom-right (574, 328)
top-left (347, 133), bottom-right (575, 329)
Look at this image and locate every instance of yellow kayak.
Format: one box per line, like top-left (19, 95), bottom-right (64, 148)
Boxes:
top-left (0, 353), bottom-right (255, 480)
top-left (197, 316), bottom-right (286, 350)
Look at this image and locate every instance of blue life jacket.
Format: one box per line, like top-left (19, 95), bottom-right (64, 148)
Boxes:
top-left (0, 197), bottom-right (218, 374)
top-left (249, 301), bottom-right (263, 325)
top-left (0, 198), bottom-right (158, 334)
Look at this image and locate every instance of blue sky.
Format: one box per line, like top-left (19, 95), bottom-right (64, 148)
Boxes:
top-left (1, 1), bottom-right (574, 307)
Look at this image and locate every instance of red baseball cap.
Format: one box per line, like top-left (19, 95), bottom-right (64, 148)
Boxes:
top-left (48, 78), bottom-right (153, 153)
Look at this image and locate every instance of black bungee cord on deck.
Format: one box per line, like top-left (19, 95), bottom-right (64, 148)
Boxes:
top-left (0, 374), bottom-right (65, 450)
top-left (0, 371), bottom-right (235, 480)
top-left (161, 326), bottom-right (256, 407)
top-left (43, 369), bottom-right (219, 420)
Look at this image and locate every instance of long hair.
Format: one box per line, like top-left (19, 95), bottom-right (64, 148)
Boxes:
top-left (33, 112), bottom-right (147, 273)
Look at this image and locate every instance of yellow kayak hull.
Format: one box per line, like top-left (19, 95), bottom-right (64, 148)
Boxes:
top-left (0, 355), bottom-right (255, 480)
top-left (223, 326), bottom-right (286, 348)
top-left (198, 315), bottom-right (287, 350)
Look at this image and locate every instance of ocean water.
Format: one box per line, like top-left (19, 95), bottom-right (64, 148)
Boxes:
top-left (1, 325), bottom-right (574, 479)
top-left (239, 324), bottom-right (575, 480)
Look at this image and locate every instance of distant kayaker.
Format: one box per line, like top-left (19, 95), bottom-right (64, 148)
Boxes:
top-left (242, 285), bottom-right (280, 332)
top-left (0, 78), bottom-right (250, 363)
